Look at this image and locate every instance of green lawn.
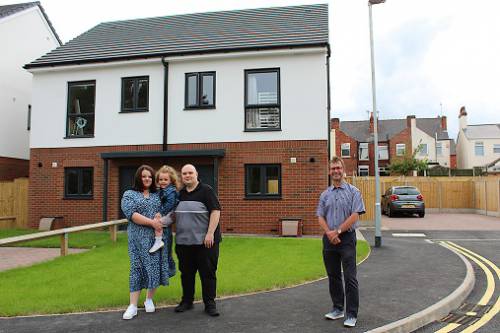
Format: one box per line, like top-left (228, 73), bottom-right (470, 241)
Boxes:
top-left (0, 230), bottom-right (370, 316)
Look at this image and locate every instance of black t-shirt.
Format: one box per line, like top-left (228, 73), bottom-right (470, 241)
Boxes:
top-left (178, 182), bottom-right (222, 243)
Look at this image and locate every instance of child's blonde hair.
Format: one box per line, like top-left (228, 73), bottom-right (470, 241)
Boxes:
top-left (156, 165), bottom-right (180, 190)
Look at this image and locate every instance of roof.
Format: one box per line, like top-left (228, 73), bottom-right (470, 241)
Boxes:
top-left (0, 2), bottom-right (62, 45)
top-left (25, 3), bottom-right (328, 69)
top-left (463, 124), bottom-right (500, 139)
top-left (339, 116), bottom-right (450, 142)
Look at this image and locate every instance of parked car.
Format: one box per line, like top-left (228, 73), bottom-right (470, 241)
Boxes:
top-left (381, 186), bottom-right (425, 217)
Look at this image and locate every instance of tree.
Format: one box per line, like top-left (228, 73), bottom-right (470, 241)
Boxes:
top-left (389, 144), bottom-right (429, 176)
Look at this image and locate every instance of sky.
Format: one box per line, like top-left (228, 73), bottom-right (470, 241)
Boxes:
top-left (3, 0), bottom-right (499, 138)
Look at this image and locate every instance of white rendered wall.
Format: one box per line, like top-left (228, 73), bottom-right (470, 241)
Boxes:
top-left (456, 131), bottom-right (468, 169)
top-left (458, 137), bottom-right (500, 168)
top-left (30, 50), bottom-right (328, 148)
top-left (0, 7), bottom-right (60, 158)
top-left (436, 139), bottom-right (451, 167)
top-left (411, 125), bottom-right (436, 163)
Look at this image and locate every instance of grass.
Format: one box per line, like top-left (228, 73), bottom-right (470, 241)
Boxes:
top-left (0, 230), bottom-right (370, 316)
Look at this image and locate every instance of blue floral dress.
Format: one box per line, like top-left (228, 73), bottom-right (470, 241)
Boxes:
top-left (121, 190), bottom-right (170, 292)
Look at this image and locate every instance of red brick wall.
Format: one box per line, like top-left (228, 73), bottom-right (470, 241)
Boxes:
top-left (0, 156), bottom-right (29, 181)
top-left (29, 140), bottom-right (328, 235)
top-left (333, 129), bottom-right (357, 175)
top-left (450, 154), bottom-right (457, 169)
top-left (388, 128), bottom-right (412, 163)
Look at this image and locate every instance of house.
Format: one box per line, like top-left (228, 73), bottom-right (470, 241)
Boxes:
top-left (24, 4), bottom-right (330, 235)
top-left (456, 106), bottom-right (500, 169)
top-left (0, 1), bottom-right (61, 180)
top-left (330, 114), bottom-right (454, 176)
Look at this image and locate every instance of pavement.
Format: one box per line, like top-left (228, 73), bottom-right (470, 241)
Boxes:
top-left (381, 213), bottom-right (500, 231)
top-left (0, 229), bottom-right (474, 333)
top-left (0, 247), bottom-right (86, 272)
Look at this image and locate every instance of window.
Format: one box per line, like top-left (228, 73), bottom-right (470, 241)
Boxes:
top-left (379, 166), bottom-right (390, 176)
top-left (64, 167), bottom-right (93, 198)
top-left (418, 143), bottom-right (428, 156)
top-left (494, 144), bottom-right (500, 154)
top-left (475, 141), bottom-right (484, 156)
top-left (359, 143), bottom-right (369, 160)
top-left (245, 164), bottom-right (281, 198)
top-left (378, 145), bottom-right (388, 160)
top-left (66, 81), bottom-right (95, 138)
top-left (245, 68), bottom-right (280, 131)
top-left (436, 142), bottom-right (443, 156)
top-left (185, 72), bottom-right (215, 109)
top-left (341, 143), bottom-right (350, 158)
top-left (396, 143), bottom-right (406, 156)
top-left (121, 76), bottom-right (149, 112)
top-left (358, 165), bottom-right (369, 176)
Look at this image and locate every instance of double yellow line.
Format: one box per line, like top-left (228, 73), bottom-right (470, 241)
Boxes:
top-left (435, 241), bottom-right (500, 333)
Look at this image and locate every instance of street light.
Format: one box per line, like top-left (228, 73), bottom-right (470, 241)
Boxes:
top-left (368, 0), bottom-right (384, 247)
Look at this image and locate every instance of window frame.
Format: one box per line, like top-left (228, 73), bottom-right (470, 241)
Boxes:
top-left (475, 141), bottom-right (484, 156)
top-left (493, 144), bottom-right (500, 154)
top-left (359, 142), bottom-right (369, 161)
top-left (64, 167), bottom-right (94, 199)
top-left (120, 76), bottom-right (149, 113)
top-left (244, 68), bottom-right (281, 132)
top-left (396, 143), bottom-right (406, 156)
top-left (419, 143), bottom-right (428, 156)
top-left (184, 71), bottom-right (216, 110)
top-left (378, 145), bottom-right (389, 160)
top-left (65, 80), bottom-right (96, 139)
top-left (341, 143), bottom-right (351, 158)
top-left (436, 142), bottom-right (443, 156)
top-left (358, 165), bottom-right (369, 176)
top-left (244, 164), bottom-right (282, 199)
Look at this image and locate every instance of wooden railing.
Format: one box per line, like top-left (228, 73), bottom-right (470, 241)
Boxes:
top-left (0, 219), bottom-right (128, 256)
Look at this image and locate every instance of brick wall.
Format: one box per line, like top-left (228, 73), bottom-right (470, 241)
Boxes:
top-left (0, 157), bottom-right (29, 181)
top-left (388, 128), bottom-right (412, 163)
top-left (450, 154), bottom-right (457, 169)
top-left (29, 140), bottom-right (328, 235)
top-left (333, 129), bottom-right (357, 175)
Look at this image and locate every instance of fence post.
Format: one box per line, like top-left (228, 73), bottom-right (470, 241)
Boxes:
top-left (438, 180), bottom-right (442, 213)
top-left (484, 180), bottom-right (488, 216)
top-left (60, 233), bottom-right (68, 256)
top-left (110, 225), bottom-right (117, 242)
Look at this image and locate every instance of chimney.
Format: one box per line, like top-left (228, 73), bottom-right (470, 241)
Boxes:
top-left (331, 118), bottom-right (340, 130)
top-left (440, 115), bottom-right (447, 130)
top-left (369, 112), bottom-right (374, 133)
top-left (459, 106), bottom-right (467, 130)
top-left (406, 115), bottom-right (416, 128)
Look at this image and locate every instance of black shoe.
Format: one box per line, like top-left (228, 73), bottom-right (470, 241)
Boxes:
top-left (204, 306), bottom-right (220, 317)
top-left (174, 302), bottom-right (194, 313)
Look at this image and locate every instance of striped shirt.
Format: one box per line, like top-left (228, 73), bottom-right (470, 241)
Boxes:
top-left (316, 182), bottom-right (365, 230)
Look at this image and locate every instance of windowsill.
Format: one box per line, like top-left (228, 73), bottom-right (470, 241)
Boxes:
top-left (244, 128), bottom-right (282, 132)
top-left (341, 156), bottom-right (350, 158)
top-left (244, 195), bottom-right (282, 200)
top-left (359, 159), bottom-right (369, 161)
top-left (184, 106), bottom-right (216, 110)
top-left (64, 135), bottom-right (95, 139)
top-left (63, 196), bottom-right (94, 200)
top-left (119, 109), bottom-right (149, 113)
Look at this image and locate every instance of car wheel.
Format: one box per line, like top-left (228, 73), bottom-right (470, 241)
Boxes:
top-left (387, 205), bottom-right (394, 217)
top-left (418, 212), bottom-right (425, 218)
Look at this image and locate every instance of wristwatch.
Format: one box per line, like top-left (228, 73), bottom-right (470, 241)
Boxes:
top-left (337, 228), bottom-right (342, 235)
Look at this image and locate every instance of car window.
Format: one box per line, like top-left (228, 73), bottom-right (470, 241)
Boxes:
top-left (394, 188), bottom-right (419, 195)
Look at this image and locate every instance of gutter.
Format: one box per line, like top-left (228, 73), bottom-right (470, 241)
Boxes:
top-left (161, 57), bottom-right (169, 151)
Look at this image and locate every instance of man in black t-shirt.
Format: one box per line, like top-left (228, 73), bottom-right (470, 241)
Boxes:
top-left (174, 164), bottom-right (222, 317)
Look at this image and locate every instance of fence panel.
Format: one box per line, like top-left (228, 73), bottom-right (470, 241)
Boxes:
top-left (0, 178), bottom-right (29, 229)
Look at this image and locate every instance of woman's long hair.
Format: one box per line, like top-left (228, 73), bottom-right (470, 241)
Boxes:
top-left (132, 165), bottom-right (157, 192)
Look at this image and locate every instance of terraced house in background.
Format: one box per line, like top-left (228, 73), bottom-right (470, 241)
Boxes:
top-left (0, 1), bottom-right (61, 180)
top-left (330, 113), bottom-right (456, 176)
top-left (24, 4), bottom-right (331, 235)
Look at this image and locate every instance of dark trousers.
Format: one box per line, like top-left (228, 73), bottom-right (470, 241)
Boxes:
top-left (322, 231), bottom-right (359, 317)
top-left (175, 243), bottom-right (219, 308)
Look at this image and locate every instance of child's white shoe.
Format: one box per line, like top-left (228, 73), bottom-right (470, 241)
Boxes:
top-left (144, 298), bottom-right (155, 313)
top-left (149, 240), bottom-right (164, 253)
top-left (122, 304), bottom-right (137, 320)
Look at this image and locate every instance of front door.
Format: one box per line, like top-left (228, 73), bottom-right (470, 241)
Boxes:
top-left (197, 164), bottom-right (215, 191)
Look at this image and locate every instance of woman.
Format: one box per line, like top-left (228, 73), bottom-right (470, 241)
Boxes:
top-left (121, 165), bottom-right (169, 320)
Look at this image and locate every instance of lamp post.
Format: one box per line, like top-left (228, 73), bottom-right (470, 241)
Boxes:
top-left (368, 0), bottom-right (384, 247)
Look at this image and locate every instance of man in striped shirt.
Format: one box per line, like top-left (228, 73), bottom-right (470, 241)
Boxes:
top-left (317, 156), bottom-right (365, 328)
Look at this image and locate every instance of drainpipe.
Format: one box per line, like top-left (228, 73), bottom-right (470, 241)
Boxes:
top-left (326, 43), bottom-right (332, 185)
top-left (161, 57), bottom-right (169, 151)
top-left (102, 158), bottom-right (109, 221)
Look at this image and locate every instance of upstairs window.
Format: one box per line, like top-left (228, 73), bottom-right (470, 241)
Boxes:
top-left (418, 143), bottom-right (428, 156)
top-left (121, 76), bottom-right (149, 112)
top-left (341, 143), bottom-right (350, 158)
top-left (378, 145), bottom-right (388, 160)
top-left (396, 143), bottom-right (406, 156)
top-left (64, 167), bottom-right (93, 199)
top-left (494, 144), bottom-right (500, 154)
top-left (436, 142), bottom-right (443, 156)
top-left (185, 72), bottom-right (216, 109)
top-left (245, 68), bottom-right (280, 131)
top-left (475, 141), bottom-right (484, 156)
top-left (359, 143), bottom-right (369, 160)
top-left (66, 81), bottom-right (95, 138)
top-left (245, 164), bottom-right (281, 199)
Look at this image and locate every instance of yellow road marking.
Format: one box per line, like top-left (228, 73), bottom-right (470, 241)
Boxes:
top-left (465, 312), bottom-right (477, 316)
top-left (435, 322), bottom-right (461, 333)
top-left (447, 242), bottom-right (500, 277)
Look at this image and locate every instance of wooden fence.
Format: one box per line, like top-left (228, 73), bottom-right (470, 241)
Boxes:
top-left (0, 178), bottom-right (29, 229)
top-left (348, 176), bottom-right (500, 223)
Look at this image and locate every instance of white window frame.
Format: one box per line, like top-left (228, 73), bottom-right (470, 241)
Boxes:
top-left (378, 166), bottom-right (390, 176)
top-left (359, 143), bottom-right (369, 161)
top-left (475, 141), bottom-right (484, 156)
top-left (341, 143), bottom-right (350, 158)
top-left (494, 144), bottom-right (500, 154)
top-left (396, 144), bottom-right (406, 156)
top-left (419, 143), bottom-right (428, 156)
top-left (378, 145), bottom-right (388, 160)
top-left (358, 165), bottom-right (369, 176)
top-left (436, 142), bottom-right (443, 156)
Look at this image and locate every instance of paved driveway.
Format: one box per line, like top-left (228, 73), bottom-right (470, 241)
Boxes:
top-left (382, 213), bottom-right (500, 230)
